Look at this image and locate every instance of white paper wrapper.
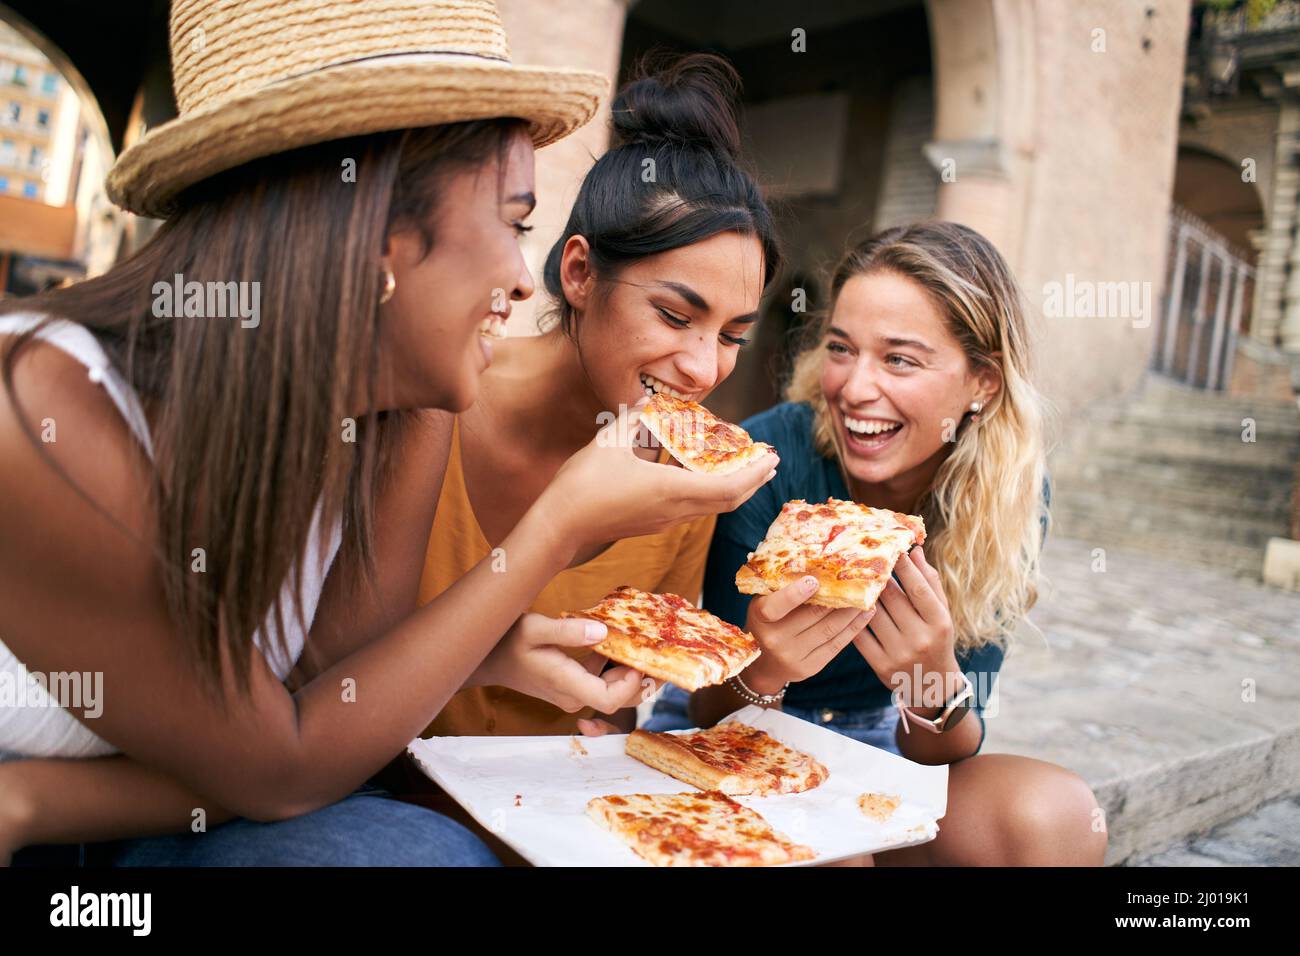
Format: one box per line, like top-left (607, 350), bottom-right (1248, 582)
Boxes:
top-left (406, 705), bottom-right (949, 867)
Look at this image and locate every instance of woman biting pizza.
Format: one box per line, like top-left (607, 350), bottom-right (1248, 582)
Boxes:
top-left (649, 221), bottom-right (1109, 866)
top-left (402, 50), bottom-right (782, 744)
top-left (0, 1), bottom-right (777, 866)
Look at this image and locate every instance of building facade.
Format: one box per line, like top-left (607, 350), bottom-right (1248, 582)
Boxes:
top-left (500, 0), bottom-right (1193, 429)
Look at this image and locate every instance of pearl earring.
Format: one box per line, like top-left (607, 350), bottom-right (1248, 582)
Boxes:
top-left (379, 269), bottom-right (396, 305)
top-left (969, 401), bottom-right (982, 413)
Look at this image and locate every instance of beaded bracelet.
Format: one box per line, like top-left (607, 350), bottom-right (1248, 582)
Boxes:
top-left (729, 672), bottom-right (789, 705)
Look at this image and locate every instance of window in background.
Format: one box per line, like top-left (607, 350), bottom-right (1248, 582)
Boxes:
top-left (22, 179), bottom-right (37, 198)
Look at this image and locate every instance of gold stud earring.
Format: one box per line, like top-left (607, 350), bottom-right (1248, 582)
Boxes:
top-left (379, 269), bottom-right (396, 305)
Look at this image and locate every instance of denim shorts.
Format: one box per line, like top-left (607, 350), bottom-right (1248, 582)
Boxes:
top-left (644, 684), bottom-right (902, 756)
top-left (11, 783), bottom-right (502, 867)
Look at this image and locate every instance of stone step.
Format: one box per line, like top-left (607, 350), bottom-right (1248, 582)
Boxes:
top-left (1137, 391), bottom-right (1300, 424)
top-left (983, 537), bottom-right (1300, 866)
top-left (1125, 794), bottom-right (1300, 866)
top-left (1050, 468), bottom-right (1294, 520)
top-left (1118, 403), bottom-right (1300, 442)
top-left (1050, 473), bottom-right (1293, 526)
top-left (1044, 516), bottom-right (1268, 575)
top-left (1049, 452), bottom-right (1296, 500)
top-left (1139, 375), bottom-right (1300, 419)
top-left (1082, 422), bottom-right (1298, 469)
top-left (1051, 450), bottom-right (1296, 500)
top-left (1051, 500), bottom-right (1285, 552)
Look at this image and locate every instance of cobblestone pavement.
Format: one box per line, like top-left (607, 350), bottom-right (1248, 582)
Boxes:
top-left (981, 535), bottom-right (1300, 864)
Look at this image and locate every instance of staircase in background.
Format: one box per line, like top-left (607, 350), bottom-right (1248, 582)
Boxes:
top-left (1049, 374), bottom-right (1300, 579)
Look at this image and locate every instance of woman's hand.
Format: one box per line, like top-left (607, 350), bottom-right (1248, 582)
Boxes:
top-left (470, 613), bottom-right (656, 716)
top-left (739, 576), bottom-right (876, 697)
top-left (853, 547), bottom-right (962, 708)
top-left (539, 402), bottom-right (778, 552)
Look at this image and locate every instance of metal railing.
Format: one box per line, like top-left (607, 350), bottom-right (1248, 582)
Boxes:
top-left (1152, 204), bottom-right (1255, 391)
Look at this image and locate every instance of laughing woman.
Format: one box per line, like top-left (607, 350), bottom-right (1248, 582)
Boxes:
top-left (407, 51), bottom-right (781, 744)
top-left (651, 221), bottom-right (1109, 866)
top-left (0, 1), bottom-right (776, 865)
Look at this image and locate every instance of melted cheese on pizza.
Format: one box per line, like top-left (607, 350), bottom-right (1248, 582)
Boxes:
top-left (565, 586), bottom-right (759, 687)
top-left (858, 792), bottom-right (901, 822)
top-left (587, 790), bottom-right (815, 867)
top-left (640, 393), bottom-right (773, 474)
top-left (743, 498), bottom-right (926, 584)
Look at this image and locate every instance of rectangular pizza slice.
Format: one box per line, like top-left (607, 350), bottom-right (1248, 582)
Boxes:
top-left (735, 497), bottom-right (926, 611)
top-left (586, 790), bottom-right (816, 867)
top-left (639, 392), bottom-right (774, 475)
top-left (626, 721), bottom-right (828, 796)
top-left (563, 586), bottom-right (759, 691)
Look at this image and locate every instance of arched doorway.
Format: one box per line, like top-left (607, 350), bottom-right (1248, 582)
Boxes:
top-left (1173, 144), bottom-right (1264, 256)
top-left (617, 0), bottom-right (936, 423)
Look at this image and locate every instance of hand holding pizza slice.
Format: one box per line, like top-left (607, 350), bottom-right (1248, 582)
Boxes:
top-left (735, 575), bottom-right (879, 697)
top-left (470, 612), bottom-right (655, 716)
top-left (732, 498), bottom-right (927, 697)
top-left (853, 545), bottom-right (966, 712)
top-left (562, 586), bottom-right (760, 692)
top-left (736, 498), bottom-right (926, 610)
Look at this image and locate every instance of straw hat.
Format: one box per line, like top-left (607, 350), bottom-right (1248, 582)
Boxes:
top-left (106, 0), bottom-right (608, 218)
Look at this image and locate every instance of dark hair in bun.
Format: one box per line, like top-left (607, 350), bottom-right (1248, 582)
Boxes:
top-left (610, 51), bottom-right (743, 158)
top-left (543, 51), bottom-right (780, 334)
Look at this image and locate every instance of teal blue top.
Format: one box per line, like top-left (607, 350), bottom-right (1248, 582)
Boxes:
top-left (702, 401), bottom-right (1050, 723)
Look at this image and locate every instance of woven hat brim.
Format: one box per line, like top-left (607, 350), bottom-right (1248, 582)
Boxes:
top-left (106, 54), bottom-right (608, 218)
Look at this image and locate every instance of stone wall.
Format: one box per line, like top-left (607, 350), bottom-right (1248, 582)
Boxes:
top-left (929, 0), bottom-right (1192, 424)
top-left (496, 0), bottom-right (629, 335)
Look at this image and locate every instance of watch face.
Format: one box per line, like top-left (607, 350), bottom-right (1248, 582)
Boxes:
top-left (941, 703), bottom-right (972, 732)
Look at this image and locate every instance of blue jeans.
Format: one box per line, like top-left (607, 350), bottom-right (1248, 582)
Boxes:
top-left (14, 785), bottom-right (501, 867)
top-left (645, 684), bottom-right (902, 755)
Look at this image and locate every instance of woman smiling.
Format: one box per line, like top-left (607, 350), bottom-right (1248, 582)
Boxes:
top-left (411, 51), bottom-right (782, 742)
top-left (0, 1), bottom-right (777, 866)
top-left (651, 220), bottom-right (1108, 866)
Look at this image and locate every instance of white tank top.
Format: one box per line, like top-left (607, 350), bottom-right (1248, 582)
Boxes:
top-left (0, 314), bottom-right (343, 761)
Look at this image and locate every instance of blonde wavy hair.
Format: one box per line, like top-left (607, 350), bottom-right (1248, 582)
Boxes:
top-left (786, 221), bottom-right (1051, 653)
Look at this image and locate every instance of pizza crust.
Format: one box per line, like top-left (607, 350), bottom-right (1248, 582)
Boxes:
top-left (735, 498), bottom-right (926, 611)
top-left (564, 587), bottom-right (760, 692)
top-left (626, 729), bottom-right (754, 793)
top-left (737, 565), bottom-right (892, 610)
top-left (593, 627), bottom-right (750, 691)
top-left (627, 723), bottom-right (829, 796)
top-left (639, 393), bottom-right (773, 475)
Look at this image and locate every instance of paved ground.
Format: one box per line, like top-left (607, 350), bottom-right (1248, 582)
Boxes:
top-left (1126, 794), bottom-right (1300, 866)
top-left (981, 535), bottom-right (1300, 865)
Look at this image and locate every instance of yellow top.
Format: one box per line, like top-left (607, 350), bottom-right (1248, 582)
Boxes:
top-left (418, 416), bottom-right (717, 737)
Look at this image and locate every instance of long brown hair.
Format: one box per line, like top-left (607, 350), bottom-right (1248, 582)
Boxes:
top-left (1, 118), bottom-right (526, 693)
top-left (787, 221), bottom-right (1051, 652)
